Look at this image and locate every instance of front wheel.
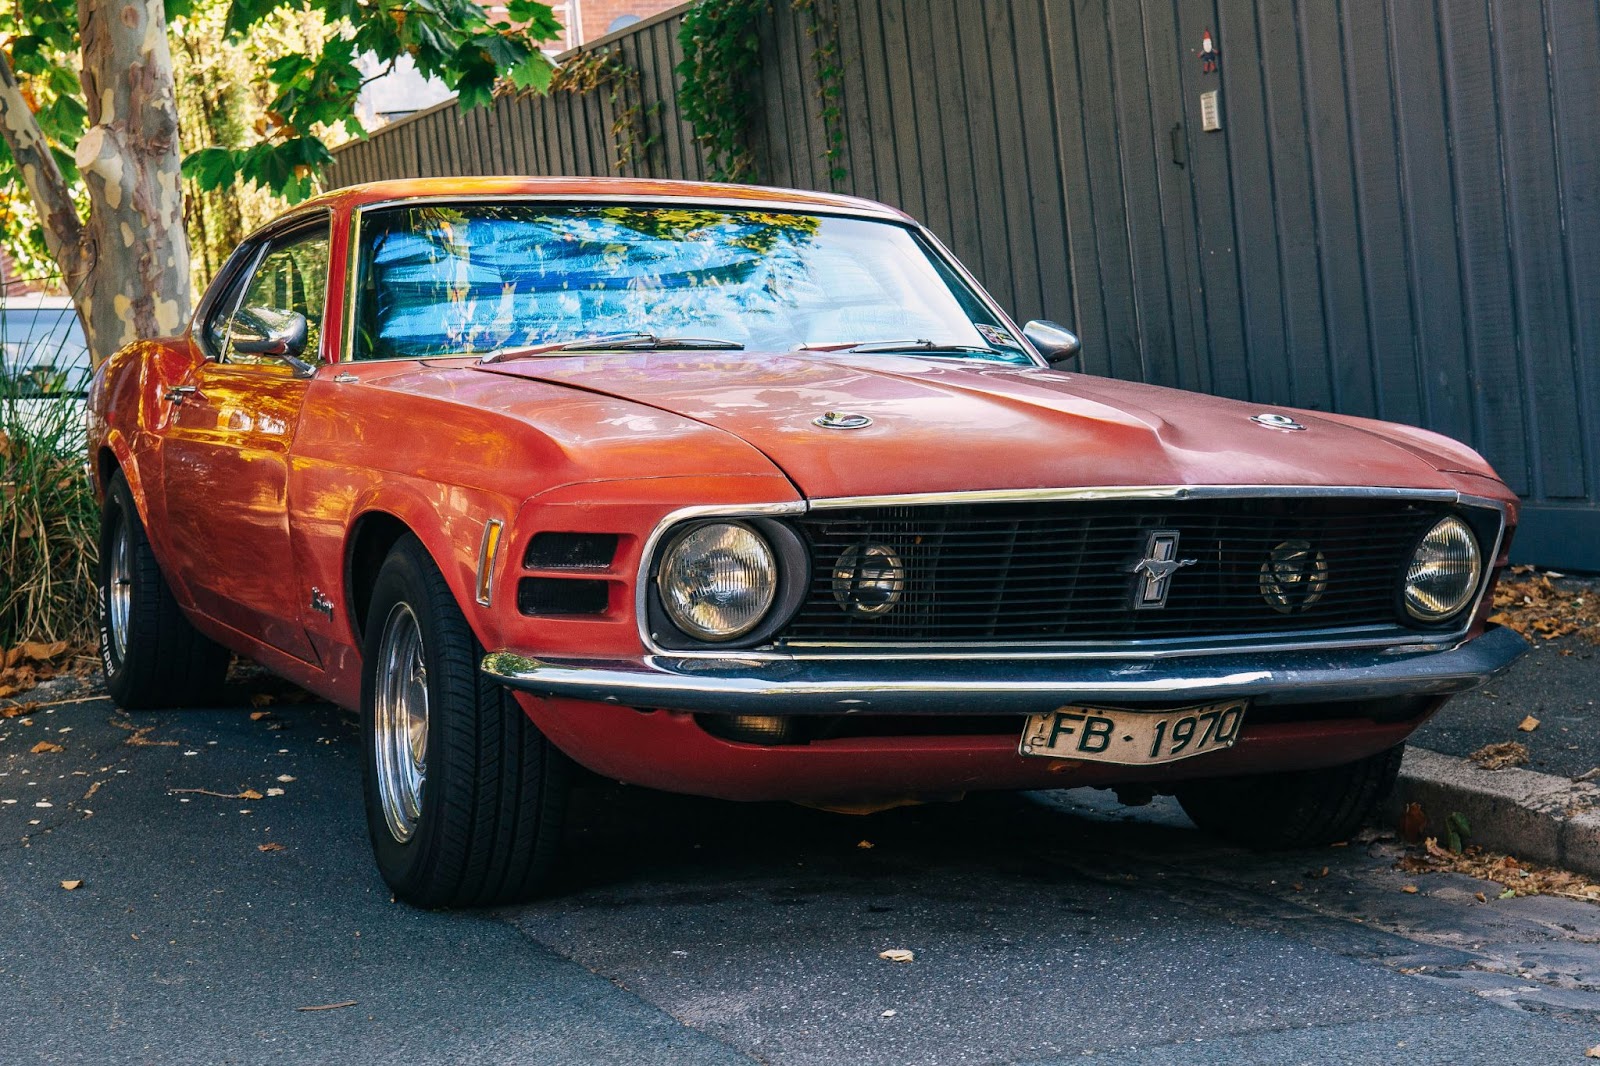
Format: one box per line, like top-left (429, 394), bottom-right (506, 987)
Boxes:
top-left (1174, 744), bottom-right (1404, 850)
top-left (360, 535), bottom-right (569, 908)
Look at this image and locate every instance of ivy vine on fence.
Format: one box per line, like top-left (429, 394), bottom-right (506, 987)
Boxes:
top-left (541, 47), bottom-right (661, 175)
top-left (677, 0), bottom-right (848, 187)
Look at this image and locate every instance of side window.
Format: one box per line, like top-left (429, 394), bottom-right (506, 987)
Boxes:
top-left (221, 223), bottom-right (331, 365)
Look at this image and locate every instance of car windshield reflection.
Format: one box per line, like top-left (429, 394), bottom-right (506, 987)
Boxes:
top-left (353, 204), bottom-right (1034, 366)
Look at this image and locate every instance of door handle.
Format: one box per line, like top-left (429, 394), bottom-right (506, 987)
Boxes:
top-left (163, 385), bottom-right (198, 404)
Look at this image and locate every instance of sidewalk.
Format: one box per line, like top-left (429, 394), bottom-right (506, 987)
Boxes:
top-left (1396, 570), bottom-right (1600, 875)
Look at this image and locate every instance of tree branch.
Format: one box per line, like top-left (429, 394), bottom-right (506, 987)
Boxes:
top-left (0, 48), bottom-right (86, 276)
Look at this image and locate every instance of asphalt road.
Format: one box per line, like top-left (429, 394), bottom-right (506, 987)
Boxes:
top-left (1413, 633), bottom-right (1600, 779)
top-left (4, 686), bottom-right (1600, 1065)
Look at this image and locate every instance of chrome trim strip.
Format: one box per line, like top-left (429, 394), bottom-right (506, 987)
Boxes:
top-left (633, 486), bottom-right (1511, 660)
top-left (475, 518), bottom-right (505, 607)
top-left (483, 624), bottom-right (1528, 715)
top-left (349, 192), bottom-right (905, 221)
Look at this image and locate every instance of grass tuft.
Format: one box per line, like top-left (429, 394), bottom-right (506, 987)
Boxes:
top-left (0, 380), bottom-right (98, 647)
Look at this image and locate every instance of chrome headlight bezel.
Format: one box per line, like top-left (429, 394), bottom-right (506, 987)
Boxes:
top-left (648, 518), bottom-right (810, 648)
top-left (1401, 514), bottom-right (1484, 625)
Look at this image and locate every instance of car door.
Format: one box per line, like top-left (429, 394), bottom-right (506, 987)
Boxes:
top-left (159, 217), bottom-right (331, 662)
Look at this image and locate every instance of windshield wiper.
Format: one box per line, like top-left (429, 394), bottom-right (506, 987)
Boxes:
top-left (837, 339), bottom-right (1004, 356)
top-left (481, 332), bottom-right (743, 363)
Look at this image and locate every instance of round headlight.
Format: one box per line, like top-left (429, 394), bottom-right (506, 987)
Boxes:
top-left (656, 522), bottom-right (777, 641)
top-left (831, 543), bottom-right (906, 617)
top-left (1403, 516), bottom-right (1482, 623)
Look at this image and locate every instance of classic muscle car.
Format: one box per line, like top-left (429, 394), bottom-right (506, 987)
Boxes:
top-left (88, 177), bottom-right (1526, 907)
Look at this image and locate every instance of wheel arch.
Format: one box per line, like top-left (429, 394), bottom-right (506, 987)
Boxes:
top-left (344, 510), bottom-right (416, 646)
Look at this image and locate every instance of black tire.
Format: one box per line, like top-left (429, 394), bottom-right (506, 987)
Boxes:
top-left (360, 534), bottom-right (569, 908)
top-left (1174, 743), bottom-right (1405, 850)
top-left (97, 470), bottom-right (230, 709)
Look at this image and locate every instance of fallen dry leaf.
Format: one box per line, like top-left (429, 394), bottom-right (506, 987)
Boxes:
top-left (878, 948), bottom-right (915, 963)
top-left (122, 725), bottom-right (177, 748)
top-left (1518, 715), bottom-right (1541, 733)
top-left (1399, 802), bottom-right (1427, 843)
top-left (1488, 571), bottom-right (1600, 644)
top-left (0, 701), bottom-right (38, 719)
top-left (1469, 741), bottom-right (1529, 771)
top-left (59, 879), bottom-right (82, 891)
top-left (82, 781), bottom-right (104, 801)
top-left (1587, 1046), bottom-right (1600, 1060)
top-left (276, 774), bottom-right (296, 783)
top-left (258, 842), bottom-right (284, 853)
top-left (857, 840), bottom-right (874, 849)
top-left (29, 741), bottom-right (62, 754)
top-left (265, 788), bottom-right (284, 797)
top-left (239, 789), bottom-right (264, 801)
top-left (1475, 892), bottom-right (1488, 903)
top-left (1401, 885), bottom-right (1419, 894)
top-left (249, 710), bottom-right (272, 721)
top-left (1398, 840), bottom-right (1600, 903)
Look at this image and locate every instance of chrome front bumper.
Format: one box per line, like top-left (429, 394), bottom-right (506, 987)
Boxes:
top-left (481, 625), bottom-right (1528, 716)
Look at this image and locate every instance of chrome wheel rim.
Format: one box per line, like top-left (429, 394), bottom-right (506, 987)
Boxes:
top-left (373, 602), bottom-right (428, 844)
top-left (107, 515), bottom-right (132, 664)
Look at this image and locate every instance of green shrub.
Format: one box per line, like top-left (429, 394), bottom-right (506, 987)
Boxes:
top-left (0, 386), bottom-right (97, 647)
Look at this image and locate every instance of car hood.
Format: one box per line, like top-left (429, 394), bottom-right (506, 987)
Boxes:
top-left (473, 352), bottom-right (1485, 498)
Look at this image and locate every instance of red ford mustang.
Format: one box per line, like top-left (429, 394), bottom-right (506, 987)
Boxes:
top-left (88, 178), bottom-right (1525, 907)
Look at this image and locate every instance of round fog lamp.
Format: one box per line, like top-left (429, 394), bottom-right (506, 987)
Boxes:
top-left (1259, 540), bottom-right (1329, 615)
top-left (831, 543), bottom-right (906, 617)
top-left (1403, 516), bottom-right (1482, 623)
top-left (657, 522), bottom-right (777, 641)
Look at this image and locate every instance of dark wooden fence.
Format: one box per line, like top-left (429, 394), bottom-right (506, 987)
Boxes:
top-left (327, 0), bottom-right (1600, 569)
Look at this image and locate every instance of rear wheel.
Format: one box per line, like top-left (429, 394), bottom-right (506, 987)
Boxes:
top-left (360, 535), bottom-right (569, 908)
top-left (97, 471), bottom-right (229, 709)
top-left (1174, 744), bottom-right (1404, 850)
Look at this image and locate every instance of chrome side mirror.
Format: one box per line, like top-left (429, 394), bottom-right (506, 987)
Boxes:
top-left (229, 306), bottom-right (315, 377)
top-left (1024, 320), bottom-right (1082, 369)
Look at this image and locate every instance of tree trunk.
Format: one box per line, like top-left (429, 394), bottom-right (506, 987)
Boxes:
top-left (0, 0), bottom-right (191, 365)
top-left (73, 0), bottom-right (192, 364)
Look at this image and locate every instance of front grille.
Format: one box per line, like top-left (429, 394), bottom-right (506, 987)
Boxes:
top-left (780, 496), bottom-right (1472, 645)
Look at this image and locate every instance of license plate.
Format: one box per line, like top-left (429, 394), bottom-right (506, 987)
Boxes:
top-left (1019, 700), bottom-right (1248, 766)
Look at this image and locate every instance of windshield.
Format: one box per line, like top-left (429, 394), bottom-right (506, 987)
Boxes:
top-left (351, 203), bottom-right (1029, 363)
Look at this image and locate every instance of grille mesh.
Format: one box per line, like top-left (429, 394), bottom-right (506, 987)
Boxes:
top-left (781, 497), bottom-right (1460, 645)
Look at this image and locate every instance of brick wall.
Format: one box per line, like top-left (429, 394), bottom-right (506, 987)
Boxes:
top-left (544, 0), bottom-right (679, 48)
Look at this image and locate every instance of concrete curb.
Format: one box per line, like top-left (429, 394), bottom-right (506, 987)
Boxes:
top-left (1387, 746), bottom-right (1600, 879)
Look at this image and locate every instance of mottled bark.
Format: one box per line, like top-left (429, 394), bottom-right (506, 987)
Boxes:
top-left (0, 0), bottom-right (190, 365)
top-left (73, 0), bottom-right (191, 363)
top-left (0, 51), bottom-right (89, 289)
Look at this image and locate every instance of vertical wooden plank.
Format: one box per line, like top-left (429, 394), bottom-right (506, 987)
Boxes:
top-left (983, 0), bottom-right (1032, 319)
top-left (835, 0), bottom-right (878, 198)
top-left (1548, 0), bottom-right (1600, 502)
top-left (1134, 0), bottom-right (1204, 392)
top-left (1342, 0), bottom-right (1422, 425)
top-left (1008, 0), bottom-right (1073, 327)
top-left (753, 5), bottom-right (794, 185)
top-left (844, 0), bottom-right (896, 203)
top-left (648, 20), bottom-right (687, 179)
top-left (1297, 0), bottom-right (1376, 417)
top-left (1068, 0), bottom-right (1144, 382)
top-left (900, 0), bottom-right (950, 237)
top-left (665, 17), bottom-right (706, 179)
top-left (878, 0), bottom-right (927, 221)
top-left (1042, 0), bottom-right (1111, 358)
top-left (1170, 0), bottom-right (1251, 399)
top-left (1385, 0), bottom-right (1472, 439)
top-left (1213, 0), bottom-right (1288, 401)
top-left (959, 0), bottom-right (1015, 312)
top-left (1491, 0), bottom-right (1582, 498)
top-left (926, 0), bottom-right (982, 284)
top-left (1257, 0), bottom-right (1332, 411)
top-left (1439, 0), bottom-right (1509, 483)
top-left (1105, 0), bottom-right (1176, 385)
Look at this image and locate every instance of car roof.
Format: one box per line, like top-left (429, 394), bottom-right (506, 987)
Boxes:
top-left (297, 176), bottom-right (912, 222)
